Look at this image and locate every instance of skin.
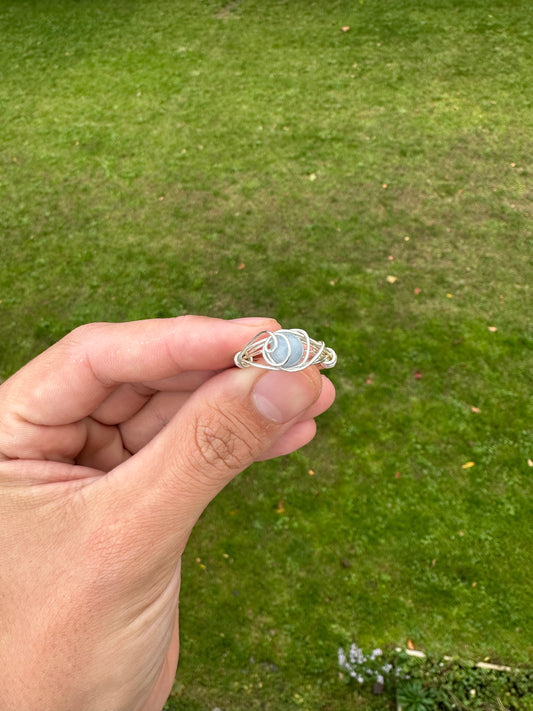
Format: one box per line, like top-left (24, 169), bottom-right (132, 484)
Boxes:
top-left (0, 316), bottom-right (335, 711)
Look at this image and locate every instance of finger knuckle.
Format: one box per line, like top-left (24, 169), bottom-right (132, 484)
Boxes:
top-left (191, 404), bottom-right (260, 476)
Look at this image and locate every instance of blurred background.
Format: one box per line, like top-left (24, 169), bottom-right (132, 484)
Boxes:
top-left (1, 1), bottom-right (531, 708)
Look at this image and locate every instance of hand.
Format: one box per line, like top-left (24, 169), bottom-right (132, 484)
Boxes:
top-left (0, 316), bottom-right (335, 711)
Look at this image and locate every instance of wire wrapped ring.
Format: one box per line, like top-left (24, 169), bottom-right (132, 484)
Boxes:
top-left (234, 328), bottom-right (337, 372)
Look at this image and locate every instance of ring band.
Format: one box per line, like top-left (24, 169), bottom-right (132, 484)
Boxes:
top-left (234, 328), bottom-right (337, 372)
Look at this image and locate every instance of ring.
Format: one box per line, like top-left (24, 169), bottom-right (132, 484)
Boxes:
top-left (234, 328), bottom-right (337, 372)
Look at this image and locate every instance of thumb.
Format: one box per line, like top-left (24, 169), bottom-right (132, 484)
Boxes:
top-left (115, 365), bottom-right (322, 533)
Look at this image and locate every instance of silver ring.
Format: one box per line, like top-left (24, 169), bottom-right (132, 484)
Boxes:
top-left (234, 328), bottom-right (337, 372)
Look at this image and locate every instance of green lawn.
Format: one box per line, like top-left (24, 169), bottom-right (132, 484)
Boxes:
top-left (1, 1), bottom-right (532, 708)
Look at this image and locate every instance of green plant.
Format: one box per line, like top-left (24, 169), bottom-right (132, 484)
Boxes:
top-left (338, 645), bottom-right (533, 710)
top-left (397, 680), bottom-right (439, 711)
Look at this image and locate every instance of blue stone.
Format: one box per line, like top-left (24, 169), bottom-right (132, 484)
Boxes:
top-left (266, 331), bottom-right (304, 368)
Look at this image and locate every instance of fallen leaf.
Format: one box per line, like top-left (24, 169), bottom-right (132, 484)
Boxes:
top-left (386, 275), bottom-right (397, 284)
top-left (527, 459), bottom-right (533, 467)
top-left (414, 371), bottom-right (423, 379)
top-left (407, 639), bottom-right (415, 650)
top-left (388, 255), bottom-right (394, 261)
top-left (276, 500), bottom-right (285, 514)
top-left (446, 293), bottom-right (453, 298)
top-left (414, 287), bottom-right (422, 295)
top-left (309, 173), bottom-right (317, 181)
top-left (237, 263), bottom-right (245, 270)
top-left (462, 461), bottom-right (475, 469)
top-left (308, 469), bottom-right (315, 476)
top-left (471, 406), bottom-right (481, 414)
top-left (341, 26), bottom-right (350, 32)
top-left (488, 326), bottom-right (498, 332)
top-left (382, 183), bottom-right (388, 189)
top-left (394, 471), bottom-right (401, 479)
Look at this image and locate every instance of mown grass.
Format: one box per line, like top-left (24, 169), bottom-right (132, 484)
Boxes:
top-left (1, 1), bottom-right (532, 709)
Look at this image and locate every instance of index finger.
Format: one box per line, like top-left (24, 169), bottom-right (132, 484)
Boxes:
top-left (0, 316), bottom-right (280, 426)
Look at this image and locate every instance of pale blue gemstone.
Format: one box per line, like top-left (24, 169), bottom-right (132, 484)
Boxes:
top-left (266, 331), bottom-right (304, 368)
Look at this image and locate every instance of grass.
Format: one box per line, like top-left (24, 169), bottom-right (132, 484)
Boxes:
top-left (1, 0), bottom-right (532, 708)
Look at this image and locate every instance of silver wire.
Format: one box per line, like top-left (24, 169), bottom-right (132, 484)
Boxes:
top-left (234, 328), bottom-right (337, 372)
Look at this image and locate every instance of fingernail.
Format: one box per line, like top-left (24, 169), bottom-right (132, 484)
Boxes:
top-left (252, 370), bottom-right (317, 423)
